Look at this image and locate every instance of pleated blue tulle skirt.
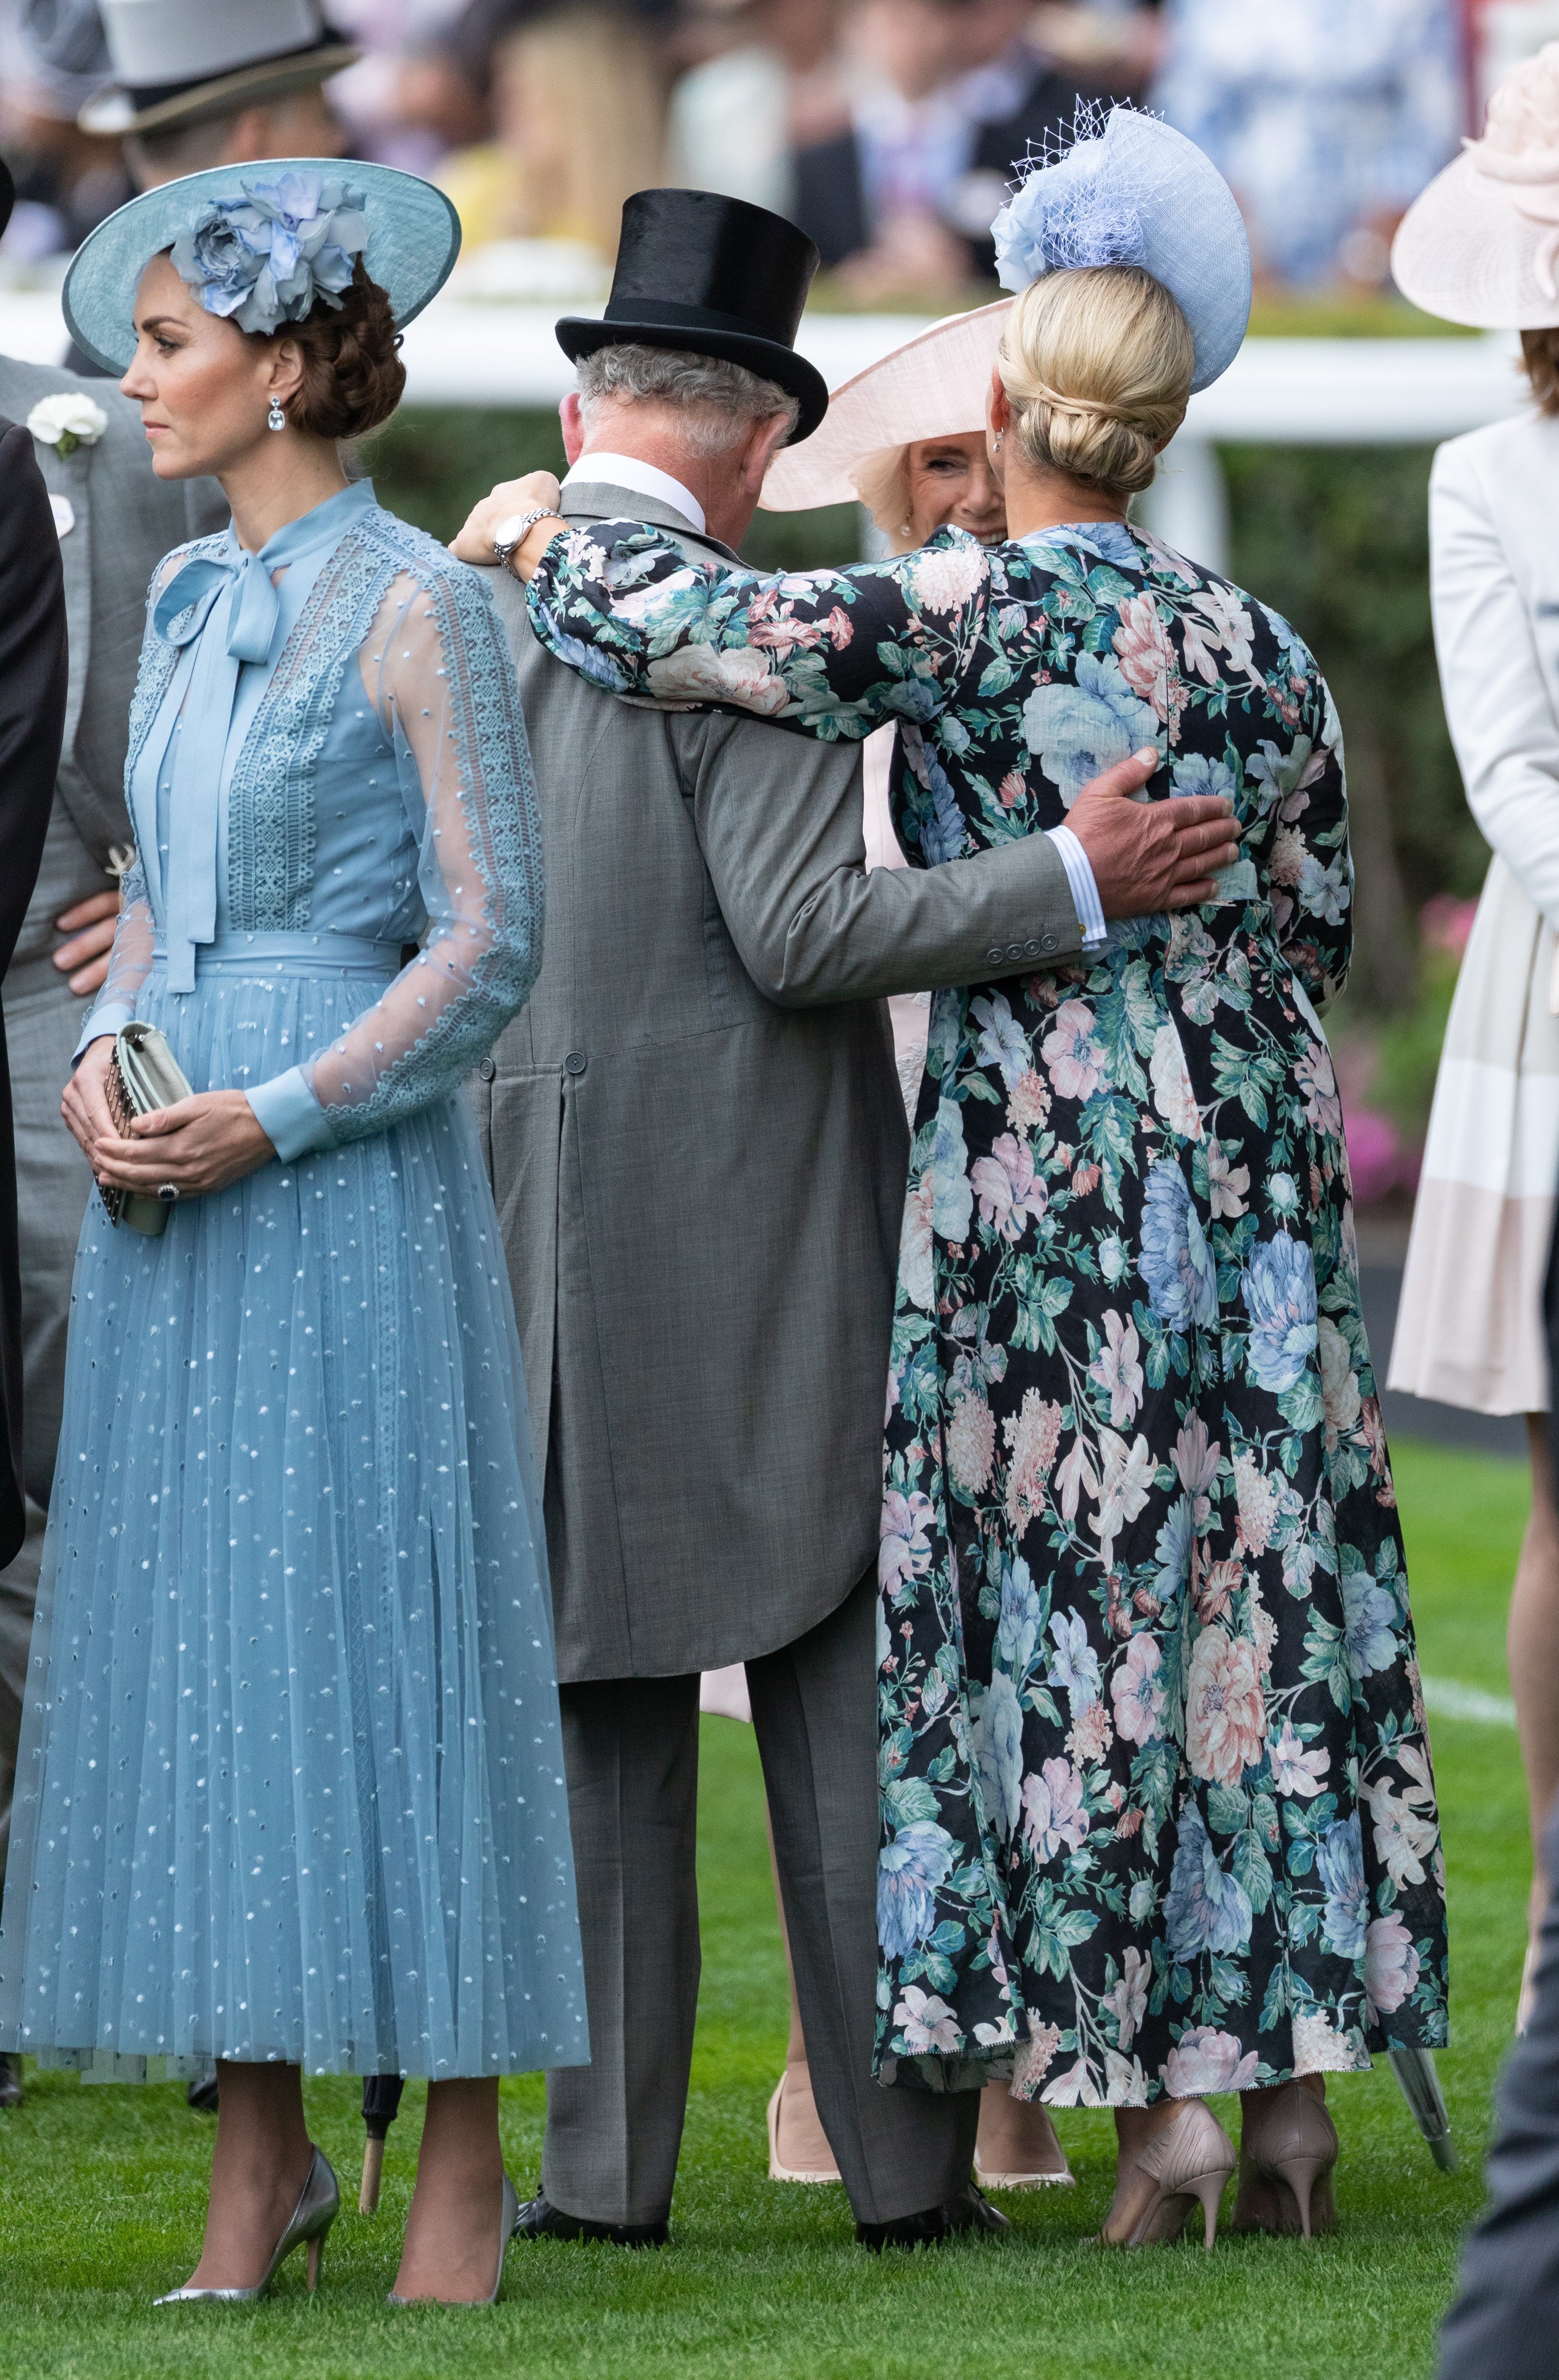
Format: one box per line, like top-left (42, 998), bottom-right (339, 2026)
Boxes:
top-left (0, 944), bottom-right (588, 2081)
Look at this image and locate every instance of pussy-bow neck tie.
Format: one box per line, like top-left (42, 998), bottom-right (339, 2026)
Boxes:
top-left (152, 544), bottom-right (284, 994)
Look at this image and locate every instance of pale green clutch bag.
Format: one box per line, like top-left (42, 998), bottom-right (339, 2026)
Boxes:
top-left (96, 1021), bottom-right (194, 1238)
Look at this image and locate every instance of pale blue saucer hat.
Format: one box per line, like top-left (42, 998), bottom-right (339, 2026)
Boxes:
top-left (63, 156), bottom-right (460, 376)
top-left (991, 105), bottom-right (1251, 393)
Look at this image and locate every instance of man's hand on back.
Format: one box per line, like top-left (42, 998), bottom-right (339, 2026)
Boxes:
top-left (1067, 748), bottom-right (1238, 918)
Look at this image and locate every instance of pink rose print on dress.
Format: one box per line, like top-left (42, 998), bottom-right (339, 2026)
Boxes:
top-left (971, 1133), bottom-right (1048, 1242)
top-left (1113, 591), bottom-right (1176, 718)
top-left (1185, 1628), bottom-right (1267, 1786)
top-left (1111, 1633), bottom-right (1167, 1745)
top-left (645, 643), bottom-right (790, 714)
top-left (1041, 999), bottom-right (1107, 1102)
top-left (1162, 2025), bottom-right (1260, 2095)
top-left (1364, 1913), bottom-right (1421, 2020)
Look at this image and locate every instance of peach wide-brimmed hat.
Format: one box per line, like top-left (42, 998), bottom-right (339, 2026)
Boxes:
top-left (1394, 43), bottom-right (1559, 327)
top-left (759, 299), bottom-right (1011, 514)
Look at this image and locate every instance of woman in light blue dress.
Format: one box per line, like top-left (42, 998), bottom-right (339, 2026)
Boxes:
top-left (0, 162), bottom-right (586, 2305)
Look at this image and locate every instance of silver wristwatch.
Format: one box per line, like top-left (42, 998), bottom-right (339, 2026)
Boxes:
top-left (491, 506), bottom-right (561, 572)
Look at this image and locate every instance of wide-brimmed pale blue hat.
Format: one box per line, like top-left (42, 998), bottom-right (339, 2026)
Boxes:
top-left (63, 157), bottom-right (460, 376)
top-left (991, 105), bottom-right (1250, 393)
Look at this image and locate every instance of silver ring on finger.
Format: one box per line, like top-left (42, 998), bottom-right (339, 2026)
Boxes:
top-left (156, 1181), bottom-right (180, 1205)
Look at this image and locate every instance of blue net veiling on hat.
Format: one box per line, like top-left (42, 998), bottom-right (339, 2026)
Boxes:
top-left (990, 105), bottom-right (1252, 394)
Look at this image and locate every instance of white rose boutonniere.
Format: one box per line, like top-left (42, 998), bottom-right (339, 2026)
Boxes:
top-left (27, 392), bottom-right (110, 459)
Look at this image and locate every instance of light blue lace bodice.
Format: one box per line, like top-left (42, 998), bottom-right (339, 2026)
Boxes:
top-left (87, 480), bottom-right (543, 1161)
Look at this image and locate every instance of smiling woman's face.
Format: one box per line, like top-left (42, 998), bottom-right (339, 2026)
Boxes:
top-left (119, 252), bottom-right (297, 481)
top-left (904, 431), bottom-right (1006, 546)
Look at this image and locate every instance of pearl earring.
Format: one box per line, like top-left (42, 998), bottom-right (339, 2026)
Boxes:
top-left (993, 429), bottom-right (1004, 450)
top-left (267, 398), bottom-right (286, 432)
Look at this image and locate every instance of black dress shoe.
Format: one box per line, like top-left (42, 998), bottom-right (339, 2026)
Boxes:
top-left (856, 2182), bottom-right (1013, 2252)
top-left (186, 2064), bottom-right (219, 2112)
top-left (511, 2192), bottom-right (668, 2248)
top-left (0, 2053), bottom-right (21, 2109)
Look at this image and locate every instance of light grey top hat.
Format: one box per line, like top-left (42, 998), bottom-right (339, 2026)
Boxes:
top-left (80, 0), bottom-right (360, 138)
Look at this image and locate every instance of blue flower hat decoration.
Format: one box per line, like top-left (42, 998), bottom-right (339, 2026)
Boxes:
top-left (990, 104), bottom-right (1252, 393)
top-left (64, 158), bottom-right (460, 376)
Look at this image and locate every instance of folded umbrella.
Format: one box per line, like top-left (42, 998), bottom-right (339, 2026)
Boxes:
top-left (360, 2073), bottom-right (407, 2213)
top-left (1389, 2046), bottom-right (1458, 2171)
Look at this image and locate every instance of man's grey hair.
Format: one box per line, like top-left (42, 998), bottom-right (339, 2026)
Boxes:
top-left (576, 343), bottom-right (799, 458)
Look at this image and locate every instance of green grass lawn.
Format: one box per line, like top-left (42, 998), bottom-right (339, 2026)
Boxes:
top-left (0, 1439), bottom-right (1533, 2379)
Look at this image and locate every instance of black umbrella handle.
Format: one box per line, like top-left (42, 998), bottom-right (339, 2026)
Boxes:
top-left (359, 2074), bottom-right (407, 2212)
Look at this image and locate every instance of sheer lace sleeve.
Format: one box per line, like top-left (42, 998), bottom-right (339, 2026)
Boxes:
top-left (246, 561), bottom-right (543, 1162)
top-left (72, 854), bottom-right (155, 1059)
top-left (525, 521), bottom-right (993, 739)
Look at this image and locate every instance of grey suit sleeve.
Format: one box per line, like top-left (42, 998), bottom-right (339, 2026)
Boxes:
top-left (682, 708), bottom-right (1083, 1007)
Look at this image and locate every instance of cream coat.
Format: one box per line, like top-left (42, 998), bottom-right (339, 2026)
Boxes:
top-left (1390, 404), bottom-right (1559, 1415)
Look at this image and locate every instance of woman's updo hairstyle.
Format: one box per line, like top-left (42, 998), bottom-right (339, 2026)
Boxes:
top-left (998, 264), bottom-right (1194, 499)
top-left (281, 258), bottom-right (406, 442)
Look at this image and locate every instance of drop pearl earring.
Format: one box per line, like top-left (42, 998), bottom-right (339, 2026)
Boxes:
top-left (267, 398), bottom-right (286, 432)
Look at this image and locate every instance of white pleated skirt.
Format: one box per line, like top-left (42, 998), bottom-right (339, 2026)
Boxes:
top-left (1389, 855), bottom-right (1559, 1416)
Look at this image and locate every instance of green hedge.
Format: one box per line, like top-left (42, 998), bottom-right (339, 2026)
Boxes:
top-left (368, 409), bottom-right (1487, 1020)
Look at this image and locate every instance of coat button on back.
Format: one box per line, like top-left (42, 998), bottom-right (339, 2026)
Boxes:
top-left (478, 1057), bottom-right (496, 1082)
top-left (564, 1051), bottom-right (588, 1076)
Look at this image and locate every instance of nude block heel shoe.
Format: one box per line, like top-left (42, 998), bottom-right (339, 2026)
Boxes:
top-left (1231, 2084), bottom-right (1339, 2240)
top-left (766, 2069), bottom-right (842, 2184)
top-left (154, 2144), bottom-right (339, 2304)
top-left (1108, 2100), bottom-right (1236, 2250)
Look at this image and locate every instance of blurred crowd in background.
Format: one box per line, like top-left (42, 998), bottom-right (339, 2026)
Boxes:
top-left (1, 0), bottom-right (1549, 307)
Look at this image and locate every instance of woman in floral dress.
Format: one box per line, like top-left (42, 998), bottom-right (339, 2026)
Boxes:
top-left (501, 113), bottom-right (1450, 2245)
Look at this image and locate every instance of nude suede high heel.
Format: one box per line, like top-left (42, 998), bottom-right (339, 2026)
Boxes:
top-left (1104, 2100), bottom-right (1236, 2249)
top-left (1231, 2083), bottom-right (1339, 2240)
top-left (154, 2145), bottom-right (338, 2304)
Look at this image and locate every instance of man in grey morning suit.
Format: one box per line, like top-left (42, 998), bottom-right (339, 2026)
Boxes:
top-left (0, 358), bottom-right (222, 2110)
top-left (458, 190), bottom-right (1239, 2246)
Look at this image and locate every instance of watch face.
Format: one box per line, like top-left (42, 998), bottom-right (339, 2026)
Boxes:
top-left (492, 513), bottom-right (529, 551)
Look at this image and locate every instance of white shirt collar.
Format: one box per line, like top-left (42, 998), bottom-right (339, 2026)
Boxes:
top-left (561, 451), bottom-right (706, 535)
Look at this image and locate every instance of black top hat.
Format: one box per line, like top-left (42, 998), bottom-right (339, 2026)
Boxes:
top-left (556, 189), bottom-right (829, 445)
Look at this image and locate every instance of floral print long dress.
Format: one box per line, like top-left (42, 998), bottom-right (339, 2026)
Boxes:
top-left (526, 515), bottom-right (1450, 2104)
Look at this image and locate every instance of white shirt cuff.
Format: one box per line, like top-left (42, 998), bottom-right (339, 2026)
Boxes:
top-left (246, 1066), bottom-right (334, 1164)
top-left (1046, 824), bottom-right (1107, 949)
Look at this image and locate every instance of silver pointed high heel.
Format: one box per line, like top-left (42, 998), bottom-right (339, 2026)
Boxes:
top-left (154, 2144), bottom-right (339, 2304)
top-left (388, 2172), bottom-right (519, 2306)
top-left (1102, 2100), bottom-right (1236, 2250)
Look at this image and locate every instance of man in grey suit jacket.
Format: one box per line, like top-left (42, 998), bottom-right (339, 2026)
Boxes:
top-left (457, 191), bottom-right (1237, 2246)
top-left (0, 356), bottom-right (223, 2108)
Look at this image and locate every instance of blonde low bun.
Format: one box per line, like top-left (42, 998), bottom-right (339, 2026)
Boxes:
top-left (998, 264), bottom-right (1194, 500)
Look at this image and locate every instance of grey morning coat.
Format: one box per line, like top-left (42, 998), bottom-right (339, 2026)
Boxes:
top-left (474, 481), bottom-right (1085, 1685)
top-left (0, 358), bottom-right (226, 947)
